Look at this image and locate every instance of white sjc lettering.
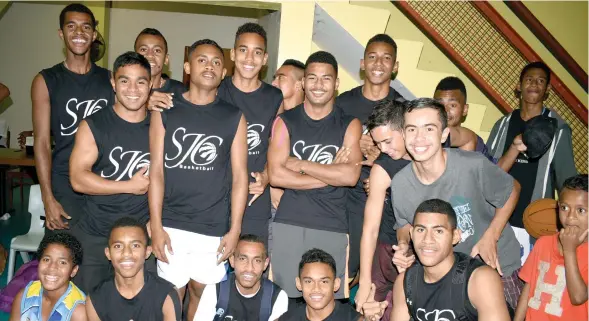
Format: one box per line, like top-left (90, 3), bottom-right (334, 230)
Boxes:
top-left (100, 147), bottom-right (150, 181)
top-left (60, 98), bottom-right (108, 136)
top-left (527, 260), bottom-right (565, 316)
top-left (292, 140), bottom-right (339, 164)
top-left (165, 127), bottom-right (223, 169)
top-left (416, 308), bottom-right (456, 321)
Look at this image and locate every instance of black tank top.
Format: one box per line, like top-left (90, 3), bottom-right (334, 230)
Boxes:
top-left (279, 301), bottom-right (361, 321)
top-left (214, 273), bottom-right (281, 321)
top-left (154, 77), bottom-right (186, 96)
top-left (404, 252), bottom-right (482, 321)
top-left (40, 63), bottom-right (114, 199)
top-left (274, 104), bottom-right (355, 233)
top-left (217, 77), bottom-right (283, 220)
top-left (336, 86), bottom-right (406, 234)
top-left (161, 95), bottom-right (242, 236)
top-left (78, 107), bottom-right (150, 237)
top-left (91, 271), bottom-right (181, 321)
top-left (373, 154), bottom-right (410, 244)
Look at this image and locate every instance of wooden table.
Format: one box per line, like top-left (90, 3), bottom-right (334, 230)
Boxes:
top-left (0, 148), bottom-right (35, 214)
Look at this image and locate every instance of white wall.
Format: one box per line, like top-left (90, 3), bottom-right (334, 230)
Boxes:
top-left (0, 3), bottom-right (65, 148)
top-left (0, 3), bottom-right (256, 147)
top-left (258, 10), bottom-right (281, 84)
top-left (108, 7), bottom-right (257, 81)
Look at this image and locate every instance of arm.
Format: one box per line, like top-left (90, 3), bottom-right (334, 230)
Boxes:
top-left (148, 111), bottom-right (166, 229)
top-left (390, 273), bottom-right (411, 321)
top-left (9, 288), bottom-right (23, 321)
top-left (469, 266), bottom-right (511, 321)
top-left (0, 82), bottom-right (10, 102)
top-left (449, 126), bottom-right (477, 151)
top-left (32, 74), bottom-right (53, 203)
top-left (496, 133), bottom-right (527, 172)
top-left (562, 235), bottom-right (588, 305)
top-left (496, 143), bottom-right (520, 172)
top-left (392, 224), bottom-right (415, 273)
top-left (396, 224), bottom-right (411, 247)
top-left (267, 117), bottom-right (328, 190)
top-left (32, 73), bottom-right (69, 230)
top-left (486, 179), bottom-right (520, 242)
top-left (216, 115), bottom-right (249, 263)
top-left (70, 120), bottom-right (147, 195)
top-left (162, 295), bottom-right (179, 321)
top-left (85, 296), bottom-right (102, 321)
top-left (356, 165), bottom-right (391, 308)
top-left (229, 115), bottom-right (249, 232)
top-left (513, 282), bottom-right (530, 321)
top-left (71, 304), bottom-right (88, 321)
top-left (472, 178), bottom-right (520, 274)
top-left (148, 111), bottom-right (173, 263)
top-left (296, 119), bottom-right (362, 186)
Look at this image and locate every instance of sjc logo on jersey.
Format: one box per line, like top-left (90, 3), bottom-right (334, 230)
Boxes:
top-left (416, 308), bottom-right (456, 321)
top-left (165, 127), bottom-right (223, 171)
top-left (100, 147), bottom-right (150, 181)
top-left (292, 141), bottom-right (339, 164)
top-left (61, 98), bottom-right (108, 136)
top-left (247, 123), bottom-right (265, 155)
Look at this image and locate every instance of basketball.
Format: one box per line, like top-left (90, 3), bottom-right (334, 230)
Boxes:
top-left (523, 198), bottom-right (559, 239)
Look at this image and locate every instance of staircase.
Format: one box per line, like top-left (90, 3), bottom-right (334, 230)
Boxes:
top-left (313, 1), bottom-right (494, 140)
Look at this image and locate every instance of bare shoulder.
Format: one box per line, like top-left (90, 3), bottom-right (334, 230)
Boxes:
top-left (71, 303), bottom-right (88, 321)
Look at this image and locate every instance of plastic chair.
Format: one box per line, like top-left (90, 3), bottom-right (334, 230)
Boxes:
top-left (6, 185), bottom-right (45, 282)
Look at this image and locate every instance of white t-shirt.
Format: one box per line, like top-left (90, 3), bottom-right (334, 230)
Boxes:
top-left (194, 281), bottom-right (289, 320)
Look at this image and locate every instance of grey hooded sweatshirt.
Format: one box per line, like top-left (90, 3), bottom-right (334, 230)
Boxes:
top-left (486, 108), bottom-right (578, 206)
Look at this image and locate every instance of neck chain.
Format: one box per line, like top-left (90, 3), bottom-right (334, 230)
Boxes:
top-left (63, 60), bottom-right (90, 74)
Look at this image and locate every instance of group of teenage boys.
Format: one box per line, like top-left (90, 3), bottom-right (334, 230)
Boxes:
top-left (9, 2), bottom-right (586, 321)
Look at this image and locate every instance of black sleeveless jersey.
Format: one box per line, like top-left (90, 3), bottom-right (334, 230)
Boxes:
top-left (217, 77), bottom-right (283, 220)
top-left (78, 106), bottom-right (150, 237)
top-left (214, 273), bottom-right (281, 321)
top-left (274, 104), bottom-right (355, 233)
top-left (154, 77), bottom-right (186, 96)
top-left (40, 63), bottom-right (114, 199)
top-left (336, 86), bottom-right (406, 228)
top-left (404, 252), bottom-right (483, 321)
top-left (278, 301), bottom-right (360, 321)
top-left (91, 271), bottom-right (181, 321)
top-left (373, 154), bottom-right (410, 244)
top-left (161, 95), bottom-right (242, 236)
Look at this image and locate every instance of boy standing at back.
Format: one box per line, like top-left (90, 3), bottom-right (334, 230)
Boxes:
top-left (217, 23), bottom-right (284, 246)
top-left (433, 76), bottom-right (491, 159)
top-left (515, 174), bottom-right (588, 321)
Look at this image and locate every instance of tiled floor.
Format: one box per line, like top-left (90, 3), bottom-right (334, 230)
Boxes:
top-left (0, 185), bottom-right (31, 321)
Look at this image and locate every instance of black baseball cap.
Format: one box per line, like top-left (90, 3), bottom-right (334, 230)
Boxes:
top-left (523, 114), bottom-right (557, 159)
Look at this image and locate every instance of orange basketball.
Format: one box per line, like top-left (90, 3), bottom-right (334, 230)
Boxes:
top-left (523, 198), bottom-right (558, 239)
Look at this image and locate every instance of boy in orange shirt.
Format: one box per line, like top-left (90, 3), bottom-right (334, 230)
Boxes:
top-left (515, 174), bottom-right (588, 321)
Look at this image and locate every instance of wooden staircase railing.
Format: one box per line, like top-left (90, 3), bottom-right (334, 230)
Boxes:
top-left (392, 0), bottom-right (587, 172)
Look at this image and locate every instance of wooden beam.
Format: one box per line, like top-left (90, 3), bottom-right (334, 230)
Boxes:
top-left (504, 1), bottom-right (587, 92)
top-left (473, 1), bottom-right (587, 125)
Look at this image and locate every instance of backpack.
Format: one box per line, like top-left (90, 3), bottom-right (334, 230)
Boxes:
top-left (214, 273), bottom-right (276, 321)
top-left (404, 252), bottom-right (514, 321)
top-left (0, 260), bottom-right (39, 313)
